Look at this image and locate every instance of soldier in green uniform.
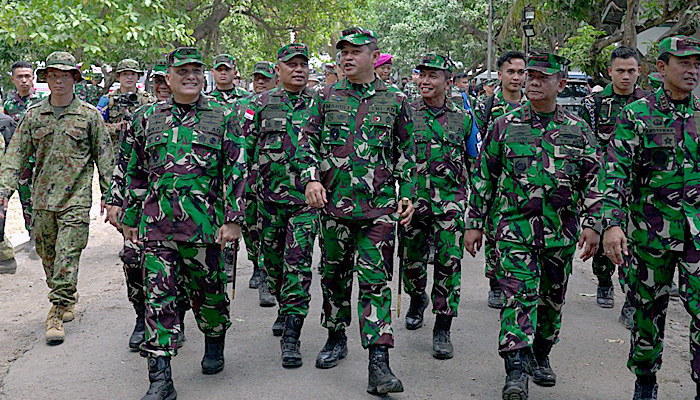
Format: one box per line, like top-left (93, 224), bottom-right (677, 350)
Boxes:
top-left (600, 36), bottom-right (700, 400)
top-left (208, 54), bottom-right (249, 107)
top-left (74, 65), bottom-right (103, 106)
top-left (400, 53), bottom-right (475, 360)
top-left (465, 53), bottom-right (602, 400)
top-left (299, 26), bottom-right (415, 395)
top-left (0, 114), bottom-right (18, 274)
top-left (121, 47), bottom-right (245, 400)
top-left (0, 51), bottom-right (114, 345)
top-left (473, 50), bottom-right (527, 309)
top-left (243, 43), bottom-right (318, 367)
top-left (578, 46), bottom-right (648, 316)
top-left (647, 72), bottom-right (664, 90)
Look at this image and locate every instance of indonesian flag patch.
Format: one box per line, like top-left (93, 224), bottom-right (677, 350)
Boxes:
top-left (244, 108), bottom-right (255, 120)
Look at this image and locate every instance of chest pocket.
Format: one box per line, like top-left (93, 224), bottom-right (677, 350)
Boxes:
top-left (413, 111), bottom-right (429, 160)
top-left (64, 118), bottom-right (90, 158)
top-left (444, 112), bottom-right (466, 154)
top-left (367, 97), bottom-right (396, 148)
top-left (191, 111), bottom-right (224, 167)
top-left (642, 120), bottom-right (677, 171)
top-left (505, 124), bottom-right (537, 176)
top-left (261, 107), bottom-right (287, 150)
top-left (554, 125), bottom-right (585, 159)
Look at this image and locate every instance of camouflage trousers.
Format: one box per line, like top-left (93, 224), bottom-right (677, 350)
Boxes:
top-left (33, 206), bottom-right (90, 306)
top-left (259, 202), bottom-right (318, 317)
top-left (627, 241), bottom-right (700, 382)
top-left (495, 241), bottom-right (575, 355)
top-left (320, 214), bottom-right (395, 349)
top-left (592, 241), bottom-right (629, 291)
top-left (18, 157), bottom-right (34, 233)
top-left (401, 210), bottom-right (464, 317)
top-left (140, 241), bottom-right (231, 358)
top-left (0, 213), bottom-right (15, 260)
top-left (242, 193), bottom-right (264, 271)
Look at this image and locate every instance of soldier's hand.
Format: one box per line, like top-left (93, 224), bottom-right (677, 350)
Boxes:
top-left (602, 226), bottom-right (628, 265)
top-left (578, 228), bottom-right (600, 261)
top-left (107, 206), bottom-right (122, 228)
top-left (216, 223), bottom-right (242, 250)
top-left (397, 198), bottom-right (414, 226)
top-left (305, 181), bottom-right (327, 208)
top-left (122, 224), bottom-right (139, 244)
top-left (464, 229), bottom-right (483, 257)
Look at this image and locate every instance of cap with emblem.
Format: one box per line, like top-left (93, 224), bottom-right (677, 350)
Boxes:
top-left (253, 61), bottom-right (276, 78)
top-left (658, 35), bottom-right (700, 58)
top-left (336, 26), bottom-right (378, 49)
top-left (278, 43), bottom-right (309, 62)
top-left (415, 53), bottom-right (452, 73)
top-left (36, 51), bottom-right (81, 82)
top-left (213, 54), bottom-right (236, 69)
top-left (525, 52), bottom-right (570, 75)
top-left (116, 59), bottom-right (142, 74)
top-left (152, 58), bottom-right (169, 77)
top-left (168, 47), bottom-right (205, 68)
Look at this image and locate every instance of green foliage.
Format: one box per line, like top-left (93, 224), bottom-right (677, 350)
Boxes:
top-left (560, 23), bottom-right (614, 79)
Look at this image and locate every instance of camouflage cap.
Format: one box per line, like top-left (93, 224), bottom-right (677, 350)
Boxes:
top-left (526, 52), bottom-right (569, 75)
top-left (658, 35), bottom-right (700, 58)
top-left (336, 26), bottom-right (378, 49)
top-left (253, 61), bottom-right (276, 78)
top-left (277, 43), bottom-right (309, 62)
top-left (116, 58), bottom-right (142, 74)
top-left (168, 47), bottom-right (205, 68)
top-left (35, 51), bottom-right (81, 81)
top-left (212, 54), bottom-right (236, 69)
top-left (416, 53), bottom-right (453, 73)
top-left (152, 58), bottom-right (169, 77)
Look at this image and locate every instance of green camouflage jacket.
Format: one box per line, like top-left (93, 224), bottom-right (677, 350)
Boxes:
top-left (97, 90), bottom-right (155, 145)
top-left (74, 81), bottom-right (103, 106)
top-left (208, 86), bottom-right (249, 108)
top-left (243, 85), bottom-right (313, 205)
top-left (2, 89), bottom-right (47, 122)
top-left (474, 88), bottom-right (526, 137)
top-left (298, 77), bottom-right (416, 220)
top-left (122, 95), bottom-right (246, 244)
top-left (0, 96), bottom-right (113, 211)
top-left (410, 97), bottom-right (474, 216)
top-left (600, 88), bottom-right (700, 251)
top-left (468, 102), bottom-right (602, 248)
top-left (578, 83), bottom-right (647, 147)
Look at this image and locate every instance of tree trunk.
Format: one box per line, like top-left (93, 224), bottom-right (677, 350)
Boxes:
top-left (621, 0), bottom-right (639, 47)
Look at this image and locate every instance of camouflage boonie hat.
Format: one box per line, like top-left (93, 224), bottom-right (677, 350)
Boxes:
top-left (253, 61), bottom-right (276, 78)
top-left (278, 43), bottom-right (309, 62)
top-left (36, 51), bottom-right (81, 81)
top-left (416, 53), bottom-right (453, 73)
top-left (116, 58), bottom-right (142, 74)
top-left (152, 58), bottom-right (169, 77)
top-left (212, 54), bottom-right (235, 69)
top-left (336, 26), bottom-right (378, 49)
top-left (168, 47), bottom-right (205, 68)
top-left (658, 35), bottom-right (700, 58)
top-left (526, 52), bottom-right (569, 75)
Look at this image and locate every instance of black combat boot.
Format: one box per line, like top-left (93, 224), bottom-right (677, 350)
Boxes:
top-left (488, 278), bottom-right (505, 309)
top-left (258, 272), bottom-right (276, 307)
top-left (597, 283), bottom-right (615, 308)
top-left (502, 350), bottom-right (528, 400)
top-left (632, 375), bottom-right (658, 400)
top-left (272, 312), bottom-right (286, 337)
top-left (432, 315), bottom-right (454, 359)
top-left (696, 381), bottom-right (700, 400)
top-left (129, 308), bottom-right (146, 351)
top-left (281, 315), bottom-right (304, 368)
top-left (405, 291), bottom-right (429, 330)
top-left (141, 356), bottom-right (176, 400)
top-left (177, 308), bottom-right (186, 346)
top-left (315, 329), bottom-right (348, 369)
top-left (530, 339), bottom-right (556, 387)
top-left (249, 266), bottom-right (262, 289)
top-left (367, 345), bottom-right (404, 394)
top-left (201, 334), bottom-right (225, 375)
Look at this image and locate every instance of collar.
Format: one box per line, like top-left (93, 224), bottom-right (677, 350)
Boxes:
top-left (37, 95), bottom-right (82, 115)
top-left (519, 101), bottom-right (565, 123)
top-left (654, 87), bottom-right (700, 112)
top-left (161, 95), bottom-right (212, 111)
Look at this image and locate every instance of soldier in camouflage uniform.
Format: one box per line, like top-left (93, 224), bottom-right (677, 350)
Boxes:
top-left (465, 53), bottom-right (602, 400)
top-left (0, 114), bottom-right (18, 274)
top-left (0, 51), bottom-right (114, 345)
top-left (403, 68), bottom-right (420, 102)
top-left (400, 53), bottom-right (475, 360)
top-left (73, 65), bottom-right (103, 106)
top-left (121, 47), bottom-right (245, 400)
top-left (298, 27), bottom-right (415, 395)
top-left (208, 54), bottom-right (249, 108)
top-left (578, 46), bottom-right (648, 317)
top-left (473, 50), bottom-right (527, 310)
top-left (3, 60), bottom-right (45, 261)
top-left (600, 36), bottom-right (700, 400)
top-left (243, 43), bottom-right (318, 368)
top-left (97, 59), bottom-right (155, 146)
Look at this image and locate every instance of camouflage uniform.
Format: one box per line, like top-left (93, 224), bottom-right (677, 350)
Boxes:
top-left (209, 87), bottom-right (249, 109)
top-left (298, 66), bottom-right (415, 348)
top-left (74, 80), bottom-right (103, 106)
top-left (0, 91), bottom-right (113, 307)
top-left (578, 83), bottom-right (647, 299)
top-left (599, 37), bottom-right (700, 384)
top-left (0, 115), bottom-right (17, 262)
top-left (468, 54), bottom-right (602, 357)
top-left (122, 52), bottom-right (246, 358)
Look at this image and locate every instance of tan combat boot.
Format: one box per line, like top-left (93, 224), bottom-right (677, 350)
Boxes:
top-left (62, 293), bottom-right (79, 322)
top-left (46, 305), bottom-right (65, 345)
